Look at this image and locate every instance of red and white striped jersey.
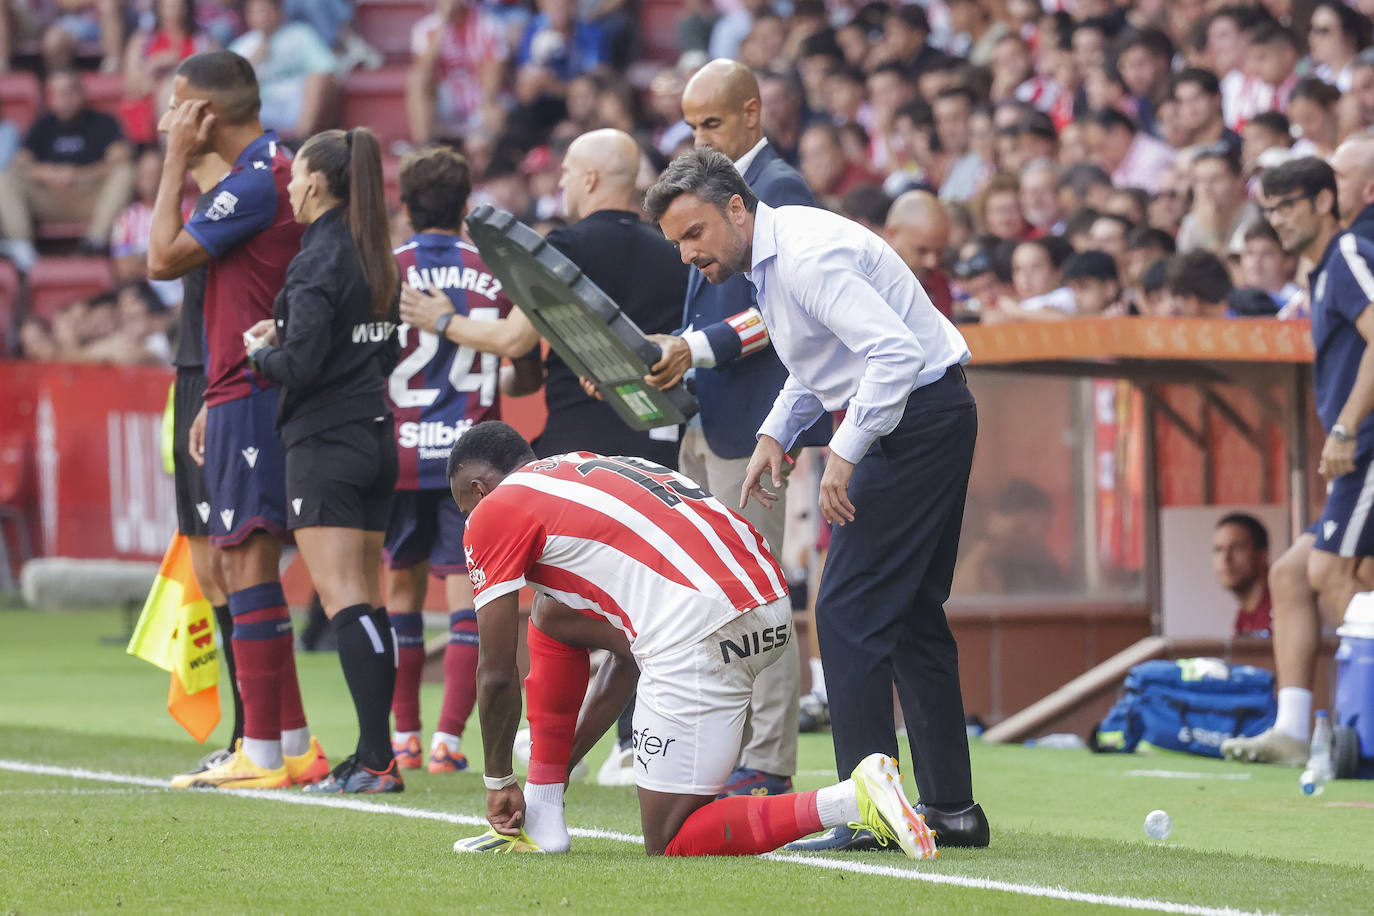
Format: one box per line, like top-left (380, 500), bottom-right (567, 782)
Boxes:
top-left (463, 452), bottom-right (788, 659)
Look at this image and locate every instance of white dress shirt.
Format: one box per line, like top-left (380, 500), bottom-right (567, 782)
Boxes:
top-left (748, 202), bottom-right (971, 464)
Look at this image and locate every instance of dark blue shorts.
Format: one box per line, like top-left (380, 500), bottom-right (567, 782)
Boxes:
top-left (204, 387), bottom-right (289, 548)
top-left (1309, 455), bottom-right (1374, 558)
top-left (384, 488), bottom-right (468, 575)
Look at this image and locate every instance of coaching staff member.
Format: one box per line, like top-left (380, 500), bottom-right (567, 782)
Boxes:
top-left (244, 126), bottom-right (403, 794)
top-left (647, 148), bottom-right (990, 849)
top-left (642, 58), bottom-right (828, 798)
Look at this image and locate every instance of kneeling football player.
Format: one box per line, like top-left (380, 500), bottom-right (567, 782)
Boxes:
top-left (446, 421), bottom-right (937, 858)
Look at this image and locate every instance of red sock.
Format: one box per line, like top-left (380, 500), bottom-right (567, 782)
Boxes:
top-left (435, 609), bottom-right (479, 737)
top-left (390, 612), bottom-right (425, 733)
top-left (524, 621), bottom-right (589, 784)
top-left (665, 791), bottom-right (824, 857)
top-left (228, 583), bottom-right (291, 741)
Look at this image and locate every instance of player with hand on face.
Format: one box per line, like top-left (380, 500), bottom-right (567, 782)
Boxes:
top-left (446, 421), bottom-right (937, 860)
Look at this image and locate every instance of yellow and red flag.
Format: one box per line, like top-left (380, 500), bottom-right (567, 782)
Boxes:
top-left (126, 533), bottom-right (221, 742)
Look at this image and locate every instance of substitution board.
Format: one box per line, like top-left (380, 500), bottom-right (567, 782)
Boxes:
top-left (466, 205), bottom-right (698, 431)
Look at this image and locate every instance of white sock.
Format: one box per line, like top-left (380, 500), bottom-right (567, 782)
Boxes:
top-left (432, 731), bottom-right (461, 753)
top-left (1275, 687), bottom-right (1313, 742)
top-left (242, 737), bottom-right (284, 770)
top-left (393, 730), bottom-right (420, 743)
top-left (523, 781), bottom-right (571, 852)
top-left (280, 727), bottom-right (311, 757)
top-left (815, 780), bottom-right (860, 829)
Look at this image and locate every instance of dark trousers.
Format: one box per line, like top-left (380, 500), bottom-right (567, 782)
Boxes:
top-left (816, 366), bottom-right (976, 807)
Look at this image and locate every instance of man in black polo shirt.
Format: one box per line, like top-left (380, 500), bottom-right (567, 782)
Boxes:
top-left (0, 69), bottom-right (134, 258)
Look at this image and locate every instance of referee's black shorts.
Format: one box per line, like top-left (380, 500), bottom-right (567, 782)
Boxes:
top-left (284, 417), bottom-right (397, 531)
top-left (173, 366), bottom-right (212, 538)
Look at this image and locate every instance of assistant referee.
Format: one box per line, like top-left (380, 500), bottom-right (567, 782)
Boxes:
top-left (245, 126), bottom-right (402, 794)
top-left (646, 147), bottom-right (989, 849)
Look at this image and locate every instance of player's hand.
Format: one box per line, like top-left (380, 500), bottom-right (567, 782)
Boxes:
top-left (643, 334), bottom-right (690, 390)
top-left (740, 435), bottom-right (784, 511)
top-left (164, 98), bottom-right (215, 163)
top-left (818, 451), bottom-right (856, 525)
top-left (579, 377), bottom-right (603, 400)
top-left (486, 784), bottom-right (527, 837)
top-left (399, 284), bottom-right (452, 334)
top-left (1319, 433), bottom-right (1357, 481)
top-left (188, 402), bottom-right (208, 467)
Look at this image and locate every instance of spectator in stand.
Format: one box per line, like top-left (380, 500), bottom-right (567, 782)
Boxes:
top-left (988, 33), bottom-right (1036, 106)
top-left (1104, 187), bottom-right (1150, 227)
top-left (946, 0), bottom-right (1008, 67)
top-left (839, 184), bottom-right (890, 235)
top-left (1202, 6), bottom-right (1253, 127)
top-left (709, 0), bottom-right (769, 63)
top-left (120, 0), bottom-right (207, 146)
top-left (934, 85), bottom-right (989, 204)
top-left (1083, 107), bottom-right (1175, 195)
top-left (229, 0), bottom-right (337, 140)
top-left (866, 63), bottom-right (917, 175)
top-left (1287, 78), bottom-right (1342, 161)
top-left (885, 190), bottom-right (953, 318)
top-left (1165, 249), bottom-right (1233, 318)
top-left (1213, 513), bottom-right (1273, 638)
top-left (952, 479), bottom-right (1067, 594)
top-left (23, 0), bottom-right (126, 74)
top-left (1233, 22), bottom-right (1300, 125)
top-left (1347, 50), bottom-right (1374, 135)
top-left (1087, 212), bottom-right (1132, 269)
top-left (408, 0), bottom-right (510, 147)
top-left (952, 236), bottom-right (1012, 318)
top-left (1123, 225), bottom-right (1176, 310)
top-left (1006, 111), bottom-right (1059, 177)
top-left (972, 173), bottom-right (1028, 241)
top-left (1241, 111), bottom-right (1291, 177)
top-left (1236, 220), bottom-right (1301, 313)
top-left (1113, 28), bottom-right (1174, 138)
top-left (1305, 0), bottom-right (1371, 93)
top-left (1137, 256), bottom-right (1173, 316)
top-left (1172, 68), bottom-right (1242, 153)
top-left (0, 69), bottom-right (134, 263)
top-left (517, 0), bottom-right (607, 83)
top-left (798, 121), bottom-right (880, 211)
top-left (1177, 142), bottom-right (1259, 256)
top-left (986, 235), bottom-right (1074, 322)
top-left (1071, 16), bottom-right (1119, 93)
top-left (1057, 162), bottom-right (1114, 215)
top-left (1018, 158), bottom-right (1063, 237)
top-left (1062, 249), bottom-right (1123, 317)
top-left (111, 145), bottom-right (184, 307)
top-left (758, 71), bottom-right (805, 168)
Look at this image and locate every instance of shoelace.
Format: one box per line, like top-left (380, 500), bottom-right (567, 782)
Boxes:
top-left (846, 822), bottom-right (891, 847)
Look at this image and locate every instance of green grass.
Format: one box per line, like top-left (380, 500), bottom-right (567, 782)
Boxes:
top-left (1, 608), bottom-right (1371, 915)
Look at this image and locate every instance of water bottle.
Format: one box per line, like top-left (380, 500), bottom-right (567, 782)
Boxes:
top-left (1300, 711), bottom-right (1334, 796)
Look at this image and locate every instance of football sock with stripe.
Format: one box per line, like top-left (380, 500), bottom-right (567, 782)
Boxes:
top-left (664, 792), bottom-right (828, 856)
top-left (524, 621), bottom-right (589, 785)
top-left (212, 602), bottom-right (244, 748)
top-left (277, 611), bottom-right (309, 737)
top-left (435, 609), bottom-right (479, 739)
top-left (390, 611), bottom-right (426, 734)
top-left (228, 583), bottom-right (289, 769)
top-left (333, 604), bottom-right (397, 771)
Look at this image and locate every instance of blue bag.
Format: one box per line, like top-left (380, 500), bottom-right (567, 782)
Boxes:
top-left (1093, 658), bottom-right (1276, 758)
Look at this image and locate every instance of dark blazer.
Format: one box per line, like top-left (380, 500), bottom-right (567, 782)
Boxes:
top-left (684, 142), bottom-right (829, 458)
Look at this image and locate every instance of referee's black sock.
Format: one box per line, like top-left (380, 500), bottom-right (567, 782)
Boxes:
top-left (213, 603), bottom-right (244, 748)
top-left (332, 603), bottom-right (396, 771)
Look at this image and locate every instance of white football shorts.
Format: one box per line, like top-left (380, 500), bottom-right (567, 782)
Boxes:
top-left (630, 596), bottom-right (791, 795)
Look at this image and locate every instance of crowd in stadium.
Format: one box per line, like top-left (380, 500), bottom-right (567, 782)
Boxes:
top-left (3, 0), bottom-right (1374, 364)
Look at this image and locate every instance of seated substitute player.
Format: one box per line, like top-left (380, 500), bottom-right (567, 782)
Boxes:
top-left (152, 50), bottom-right (327, 790)
top-left (244, 127), bottom-right (404, 793)
top-left (385, 146), bottom-right (542, 774)
top-left (446, 421), bottom-right (937, 859)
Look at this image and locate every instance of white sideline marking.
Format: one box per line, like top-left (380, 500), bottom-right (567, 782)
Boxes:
top-left (0, 759), bottom-right (1272, 916)
top-left (1124, 769), bottom-right (1252, 781)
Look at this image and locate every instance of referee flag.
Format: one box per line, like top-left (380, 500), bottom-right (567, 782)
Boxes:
top-left (127, 533), bottom-right (221, 742)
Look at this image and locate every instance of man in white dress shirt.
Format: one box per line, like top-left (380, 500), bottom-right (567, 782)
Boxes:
top-left (645, 148), bottom-right (990, 849)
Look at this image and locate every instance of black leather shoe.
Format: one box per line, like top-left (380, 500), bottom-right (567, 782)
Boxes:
top-left (914, 802), bottom-right (990, 848)
top-left (783, 825), bottom-right (899, 853)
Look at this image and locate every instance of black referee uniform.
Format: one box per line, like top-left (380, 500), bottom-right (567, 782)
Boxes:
top-left (249, 206), bottom-right (400, 530)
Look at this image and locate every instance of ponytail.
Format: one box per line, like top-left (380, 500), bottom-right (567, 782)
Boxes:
top-left (297, 127), bottom-right (399, 319)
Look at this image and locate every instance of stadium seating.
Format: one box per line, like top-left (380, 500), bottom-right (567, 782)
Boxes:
top-left (340, 66), bottom-right (410, 149)
top-left (639, 0), bottom-right (683, 64)
top-left (0, 70), bottom-right (41, 132)
top-left (27, 257), bottom-right (114, 320)
top-left (79, 71), bottom-right (124, 120)
top-left (354, 0), bottom-right (428, 64)
top-left (0, 259), bottom-right (21, 352)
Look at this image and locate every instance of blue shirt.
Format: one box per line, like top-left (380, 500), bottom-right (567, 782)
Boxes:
top-left (516, 15), bottom-right (605, 82)
top-left (1310, 229), bottom-right (1374, 452)
top-left (747, 202), bottom-right (971, 464)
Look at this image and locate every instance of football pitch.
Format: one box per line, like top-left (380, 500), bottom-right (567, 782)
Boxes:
top-left (1, 609), bottom-right (1370, 915)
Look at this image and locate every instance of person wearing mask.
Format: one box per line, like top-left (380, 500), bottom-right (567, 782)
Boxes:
top-left (243, 127), bottom-right (403, 793)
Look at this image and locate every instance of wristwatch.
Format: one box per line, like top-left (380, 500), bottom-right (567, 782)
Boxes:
top-left (1332, 423), bottom-right (1352, 443)
top-left (433, 310), bottom-right (455, 336)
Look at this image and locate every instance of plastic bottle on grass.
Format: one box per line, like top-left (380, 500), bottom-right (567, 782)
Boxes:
top-left (1300, 710), bottom-right (1333, 796)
